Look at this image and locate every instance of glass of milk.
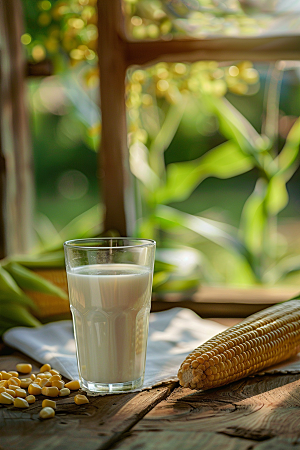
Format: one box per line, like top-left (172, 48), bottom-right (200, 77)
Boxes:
top-left (64, 238), bottom-right (156, 393)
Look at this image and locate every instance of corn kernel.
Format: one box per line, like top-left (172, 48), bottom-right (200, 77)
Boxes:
top-left (37, 373), bottom-right (49, 379)
top-left (41, 386), bottom-right (59, 397)
top-left (49, 369), bottom-right (60, 376)
top-left (0, 380), bottom-right (8, 388)
top-left (39, 378), bottom-right (52, 388)
top-left (26, 395), bottom-right (36, 404)
top-left (1, 372), bottom-right (12, 380)
top-left (14, 397), bottom-right (29, 408)
top-left (59, 388), bottom-right (70, 397)
top-left (15, 388), bottom-right (27, 398)
top-left (39, 406), bottom-right (55, 419)
top-left (30, 374), bottom-right (36, 381)
top-left (0, 392), bottom-right (14, 404)
top-left (42, 399), bottom-right (56, 409)
top-left (74, 394), bottom-right (89, 405)
top-left (49, 374), bottom-right (61, 382)
top-left (40, 363), bottom-right (51, 373)
top-left (0, 372), bottom-right (2, 380)
top-left (0, 386), bottom-right (6, 393)
top-left (9, 377), bottom-right (21, 387)
top-left (28, 383), bottom-right (42, 395)
top-left (20, 378), bottom-right (32, 389)
top-left (8, 384), bottom-right (19, 391)
top-left (65, 380), bottom-right (80, 390)
top-left (8, 371), bottom-right (19, 377)
top-left (6, 389), bottom-right (16, 397)
top-left (52, 380), bottom-right (64, 390)
top-left (16, 363), bottom-right (32, 374)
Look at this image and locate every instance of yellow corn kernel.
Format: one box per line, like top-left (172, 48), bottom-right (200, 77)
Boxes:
top-left (0, 372), bottom-right (2, 380)
top-left (8, 371), bottom-right (19, 377)
top-left (49, 369), bottom-right (60, 376)
top-left (28, 383), bottom-right (42, 395)
top-left (52, 380), bottom-right (64, 390)
top-left (26, 395), bottom-right (36, 404)
top-left (65, 380), bottom-right (80, 390)
top-left (0, 386), bottom-right (6, 393)
top-left (39, 378), bottom-right (52, 388)
top-left (41, 386), bottom-right (59, 397)
top-left (9, 377), bottom-right (21, 387)
top-left (74, 394), bottom-right (89, 405)
top-left (1, 372), bottom-right (12, 380)
top-left (59, 388), bottom-right (70, 397)
top-left (14, 397), bottom-right (29, 408)
top-left (0, 392), bottom-right (14, 404)
top-left (42, 399), bottom-right (56, 409)
top-left (49, 374), bottom-right (61, 382)
top-left (20, 378), bottom-right (32, 389)
top-left (30, 374), bottom-right (36, 381)
top-left (0, 380), bottom-right (8, 388)
top-left (6, 389), bottom-right (16, 398)
top-left (37, 373), bottom-right (48, 379)
top-left (16, 363), bottom-right (32, 374)
top-left (8, 384), bottom-right (19, 391)
top-left (15, 388), bottom-right (27, 398)
top-left (40, 364), bottom-right (51, 373)
top-left (39, 406), bottom-right (55, 419)
top-left (35, 377), bottom-right (42, 384)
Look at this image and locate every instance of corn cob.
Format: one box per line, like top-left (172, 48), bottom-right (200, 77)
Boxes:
top-left (178, 300), bottom-right (300, 391)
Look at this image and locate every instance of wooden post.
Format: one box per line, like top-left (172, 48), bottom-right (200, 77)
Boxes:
top-left (97, 0), bottom-right (136, 236)
top-left (0, 0), bottom-right (34, 255)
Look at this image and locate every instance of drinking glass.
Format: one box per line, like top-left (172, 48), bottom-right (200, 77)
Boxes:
top-left (64, 238), bottom-right (156, 393)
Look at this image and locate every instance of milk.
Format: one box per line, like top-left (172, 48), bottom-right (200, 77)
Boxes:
top-left (66, 264), bottom-right (152, 385)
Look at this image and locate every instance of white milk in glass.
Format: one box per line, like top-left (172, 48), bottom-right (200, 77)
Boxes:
top-left (67, 264), bottom-right (152, 385)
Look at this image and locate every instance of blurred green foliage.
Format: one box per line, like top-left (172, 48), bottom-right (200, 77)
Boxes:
top-left (21, 1), bottom-right (300, 291)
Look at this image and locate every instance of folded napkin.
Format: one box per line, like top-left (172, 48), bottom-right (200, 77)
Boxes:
top-left (3, 308), bottom-right (300, 394)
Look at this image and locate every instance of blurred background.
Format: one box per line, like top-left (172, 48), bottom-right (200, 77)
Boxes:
top-left (22, 0), bottom-right (300, 290)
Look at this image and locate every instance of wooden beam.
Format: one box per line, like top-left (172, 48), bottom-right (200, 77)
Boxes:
top-left (98, 0), bottom-right (135, 236)
top-left (125, 35), bottom-right (300, 67)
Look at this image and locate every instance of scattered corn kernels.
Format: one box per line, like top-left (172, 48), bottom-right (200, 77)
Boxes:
top-left (74, 394), bottom-right (89, 405)
top-left (20, 378), bottom-right (32, 389)
top-left (0, 392), bottom-right (14, 404)
top-left (42, 386), bottom-right (59, 397)
top-left (28, 383), bottom-right (42, 395)
top-left (15, 389), bottom-right (27, 398)
top-left (49, 374), bottom-right (61, 382)
top-left (52, 380), bottom-right (64, 390)
top-left (30, 374), bottom-right (36, 381)
top-left (6, 389), bottom-right (16, 398)
top-left (26, 395), bottom-right (36, 404)
top-left (40, 364), bottom-right (51, 373)
top-left (8, 371), bottom-right (18, 377)
top-left (65, 380), bottom-right (80, 390)
top-left (9, 377), bottom-right (21, 387)
top-left (14, 397), bottom-right (29, 408)
top-left (59, 388), bottom-right (70, 397)
top-left (42, 399), bottom-right (56, 409)
top-left (16, 364), bottom-right (32, 374)
top-left (39, 406), bottom-right (55, 420)
top-left (49, 369), bottom-right (60, 376)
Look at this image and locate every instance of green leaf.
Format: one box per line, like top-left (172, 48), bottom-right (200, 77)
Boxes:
top-left (10, 251), bottom-right (65, 268)
top-left (3, 262), bottom-right (68, 299)
top-left (263, 255), bottom-right (300, 284)
top-left (155, 205), bottom-right (249, 259)
top-left (154, 259), bottom-right (177, 273)
top-left (265, 174), bottom-right (289, 216)
top-left (239, 179), bottom-right (267, 256)
top-left (0, 303), bottom-right (41, 328)
top-left (155, 140), bottom-right (253, 204)
top-left (277, 116), bottom-right (300, 177)
top-left (0, 267), bottom-right (36, 309)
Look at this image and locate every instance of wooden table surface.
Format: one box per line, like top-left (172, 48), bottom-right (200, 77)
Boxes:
top-left (1, 319), bottom-right (300, 450)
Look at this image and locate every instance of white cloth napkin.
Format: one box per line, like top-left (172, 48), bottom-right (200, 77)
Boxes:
top-left (3, 308), bottom-right (300, 394)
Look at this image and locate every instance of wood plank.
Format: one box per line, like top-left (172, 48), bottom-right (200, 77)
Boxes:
top-left (112, 431), bottom-right (255, 450)
top-left (97, 0), bottom-right (135, 236)
top-left (0, 353), bottom-right (177, 450)
top-left (131, 374), bottom-right (300, 440)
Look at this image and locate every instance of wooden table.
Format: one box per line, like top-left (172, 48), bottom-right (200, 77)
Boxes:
top-left (1, 321), bottom-right (300, 450)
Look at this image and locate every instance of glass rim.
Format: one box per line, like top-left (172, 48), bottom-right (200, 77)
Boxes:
top-left (64, 237), bottom-right (156, 250)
